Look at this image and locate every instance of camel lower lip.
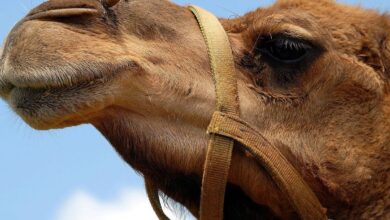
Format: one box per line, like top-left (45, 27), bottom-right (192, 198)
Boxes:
top-left (10, 86), bottom-right (71, 107)
top-left (7, 75), bottom-right (109, 108)
top-left (6, 86), bottom-right (81, 130)
top-left (2, 76), bottom-right (105, 100)
top-left (0, 60), bottom-right (137, 96)
top-left (0, 81), bottom-right (14, 98)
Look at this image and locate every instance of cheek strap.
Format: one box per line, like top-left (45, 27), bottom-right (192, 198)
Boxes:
top-left (145, 5), bottom-right (328, 220)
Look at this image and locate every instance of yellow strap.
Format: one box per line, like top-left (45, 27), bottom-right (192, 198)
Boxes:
top-left (188, 6), bottom-right (239, 115)
top-left (144, 5), bottom-right (238, 220)
top-left (145, 179), bottom-right (170, 220)
top-left (145, 5), bottom-right (328, 220)
top-left (189, 5), bottom-right (240, 220)
top-left (208, 112), bottom-right (328, 220)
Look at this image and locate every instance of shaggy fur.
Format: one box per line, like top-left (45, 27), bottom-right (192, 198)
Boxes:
top-left (0, 0), bottom-right (389, 219)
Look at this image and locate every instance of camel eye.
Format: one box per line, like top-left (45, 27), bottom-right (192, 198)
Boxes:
top-left (257, 36), bottom-right (312, 64)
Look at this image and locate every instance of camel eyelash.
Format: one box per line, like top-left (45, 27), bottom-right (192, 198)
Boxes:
top-left (257, 35), bottom-right (312, 50)
top-left (276, 38), bottom-right (311, 50)
top-left (254, 34), bottom-right (313, 64)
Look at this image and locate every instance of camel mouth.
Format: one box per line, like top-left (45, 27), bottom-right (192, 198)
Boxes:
top-left (0, 67), bottom-right (104, 99)
top-left (0, 60), bottom-right (138, 97)
top-left (6, 71), bottom-right (110, 111)
top-left (0, 78), bottom-right (13, 97)
top-left (9, 75), bottom-right (107, 107)
top-left (9, 74), bottom-right (109, 99)
top-left (4, 75), bottom-right (112, 130)
top-left (0, 60), bottom-right (139, 129)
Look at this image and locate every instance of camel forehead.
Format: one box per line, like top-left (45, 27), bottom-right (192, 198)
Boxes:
top-left (266, 0), bottom-right (386, 39)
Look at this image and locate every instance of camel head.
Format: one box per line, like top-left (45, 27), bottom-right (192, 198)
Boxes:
top-left (1, 0), bottom-right (389, 219)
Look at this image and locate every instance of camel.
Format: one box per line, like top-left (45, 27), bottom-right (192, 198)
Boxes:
top-left (0, 0), bottom-right (389, 219)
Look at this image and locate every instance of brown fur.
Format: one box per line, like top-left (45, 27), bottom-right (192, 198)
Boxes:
top-left (0, 0), bottom-right (389, 219)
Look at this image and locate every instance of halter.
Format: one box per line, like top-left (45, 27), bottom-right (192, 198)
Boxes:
top-left (144, 5), bottom-right (329, 220)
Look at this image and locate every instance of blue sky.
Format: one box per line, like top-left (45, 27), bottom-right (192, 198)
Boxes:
top-left (0, 1), bottom-right (389, 220)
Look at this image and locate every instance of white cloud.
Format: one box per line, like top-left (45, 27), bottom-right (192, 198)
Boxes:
top-left (55, 187), bottom-right (190, 220)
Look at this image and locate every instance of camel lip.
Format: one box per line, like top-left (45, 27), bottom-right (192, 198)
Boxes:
top-left (0, 60), bottom-right (139, 101)
top-left (0, 66), bottom-right (105, 101)
top-left (7, 71), bottom-right (116, 130)
top-left (4, 77), bottom-right (112, 118)
top-left (0, 59), bottom-right (140, 105)
top-left (3, 72), bottom-right (110, 99)
top-left (0, 73), bottom-right (91, 99)
top-left (9, 76), bottom-right (107, 99)
top-left (0, 80), bottom-right (14, 99)
top-left (26, 8), bottom-right (99, 21)
top-left (0, 64), bottom-right (13, 99)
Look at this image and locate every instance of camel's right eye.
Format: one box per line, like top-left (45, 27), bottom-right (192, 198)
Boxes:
top-left (256, 36), bottom-right (312, 64)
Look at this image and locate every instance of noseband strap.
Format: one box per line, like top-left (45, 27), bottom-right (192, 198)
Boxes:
top-left (189, 5), bottom-right (240, 220)
top-left (146, 5), bottom-right (328, 220)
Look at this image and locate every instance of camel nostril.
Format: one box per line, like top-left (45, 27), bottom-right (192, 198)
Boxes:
top-left (26, 0), bottom-right (100, 20)
top-left (102, 0), bottom-right (121, 8)
top-left (27, 8), bottom-right (99, 21)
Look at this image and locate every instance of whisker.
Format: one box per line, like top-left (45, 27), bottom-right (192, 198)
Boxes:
top-left (215, 4), bottom-right (241, 18)
top-left (251, 34), bottom-right (262, 53)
